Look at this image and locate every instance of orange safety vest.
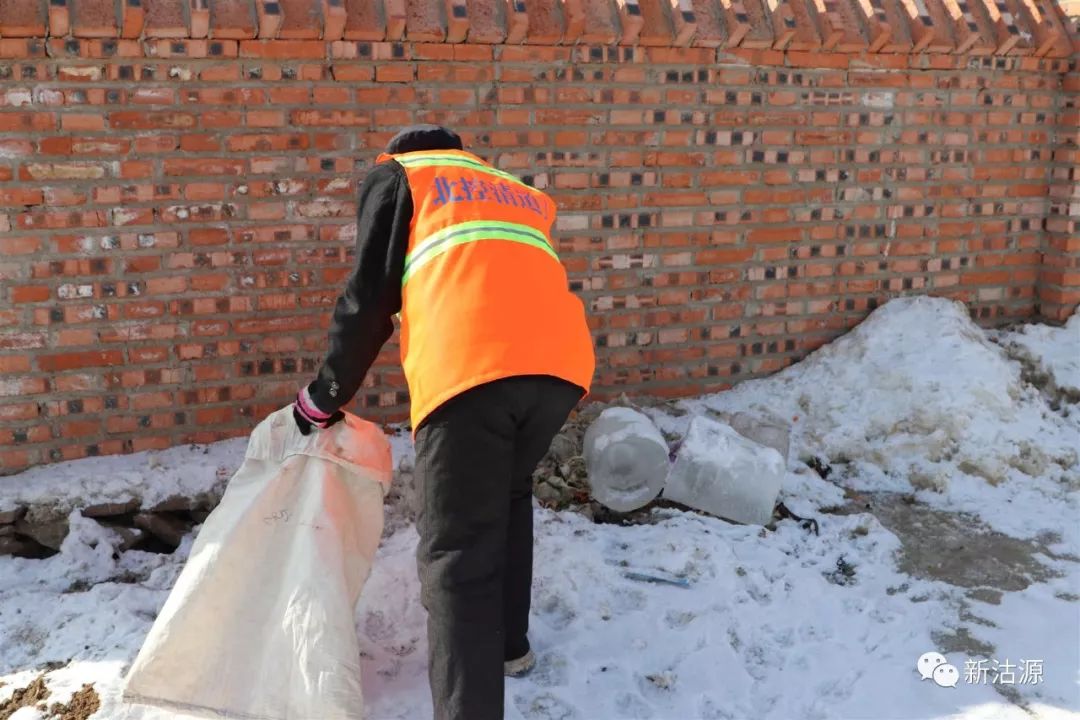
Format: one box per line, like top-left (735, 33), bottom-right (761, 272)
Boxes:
top-left (375, 148), bottom-right (596, 431)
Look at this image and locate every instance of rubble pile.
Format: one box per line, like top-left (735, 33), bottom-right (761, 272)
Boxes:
top-left (0, 493), bottom-right (220, 560)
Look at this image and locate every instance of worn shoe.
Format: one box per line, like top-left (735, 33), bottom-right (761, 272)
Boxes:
top-left (504, 649), bottom-right (536, 678)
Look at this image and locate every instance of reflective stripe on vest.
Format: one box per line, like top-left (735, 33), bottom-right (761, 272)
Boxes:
top-left (402, 219), bottom-right (558, 286)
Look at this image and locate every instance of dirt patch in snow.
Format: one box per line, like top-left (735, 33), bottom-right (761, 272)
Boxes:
top-left (49, 684), bottom-right (100, 720)
top-left (0, 676), bottom-right (100, 720)
top-left (825, 492), bottom-right (1061, 593)
top-left (0, 674), bottom-right (49, 719)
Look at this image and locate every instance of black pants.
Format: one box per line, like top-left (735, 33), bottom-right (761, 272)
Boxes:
top-left (414, 375), bottom-right (583, 720)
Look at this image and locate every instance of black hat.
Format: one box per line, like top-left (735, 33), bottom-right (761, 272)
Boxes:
top-left (385, 124), bottom-right (463, 154)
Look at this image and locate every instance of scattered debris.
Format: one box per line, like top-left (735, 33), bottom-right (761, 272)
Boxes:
top-left (110, 526), bottom-right (147, 553)
top-left (532, 428), bottom-right (592, 511)
top-left (534, 474), bottom-right (587, 509)
top-left (772, 501), bottom-right (820, 535)
top-left (622, 570), bottom-right (691, 589)
top-left (805, 456), bottom-right (833, 480)
top-left (133, 512), bottom-right (191, 550)
top-left (586, 501), bottom-right (646, 526)
top-left (0, 507), bottom-right (26, 525)
top-left (382, 452), bottom-right (420, 536)
top-left (0, 533), bottom-right (57, 559)
top-left (0, 674), bottom-right (50, 720)
top-left (14, 507), bottom-right (69, 551)
top-left (80, 500), bottom-right (140, 518)
top-left (63, 579), bottom-right (93, 594)
top-left (1, 501), bottom-right (208, 559)
top-left (529, 398), bottom-right (675, 513)
top-left (825, 556), bottom-right (858, 586)
top-left (547, 432), bottom-right (578, 465)
top-left (48, 683), bottom-right (100, 720)
top-left (644, 672), bottom-right (676, 690)
top-left (149, 495), bottom-right (194, 513)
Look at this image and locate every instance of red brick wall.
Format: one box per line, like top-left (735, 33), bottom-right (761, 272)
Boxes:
top-left (1040, 68), bottom-right (1080, 321)
top-left (0, 0), bottom-right (1077, 474)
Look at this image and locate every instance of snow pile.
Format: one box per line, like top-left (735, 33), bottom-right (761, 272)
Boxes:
top-left (995, 310), bottom-right (1080, 401)
top-left (0, 440), bottom-right (247, 516)
top-left (658, 297), bottom-right (1079, 507)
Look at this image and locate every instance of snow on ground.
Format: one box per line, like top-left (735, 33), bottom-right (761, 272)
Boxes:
top-left (2, 296), bottom-right (1078, 720)
top-left (361, 508), bottom-right (1028, 720)
top-left (994, 310), bottom-right (1080, 400)
top-left (0, 440), bottom-right (246, 515)
top-left (647, 297), bottom-right (1080, 546)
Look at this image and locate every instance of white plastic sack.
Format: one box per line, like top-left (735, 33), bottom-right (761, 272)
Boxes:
top-left (122, 406), bottom-right (392, 720)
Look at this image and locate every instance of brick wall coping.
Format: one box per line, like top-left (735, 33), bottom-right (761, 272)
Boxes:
top-left (0, 0), bottom-right (1075, 66)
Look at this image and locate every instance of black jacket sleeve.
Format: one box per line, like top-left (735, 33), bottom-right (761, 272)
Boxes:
top-left (307, 160), bottom-right (412, 413)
